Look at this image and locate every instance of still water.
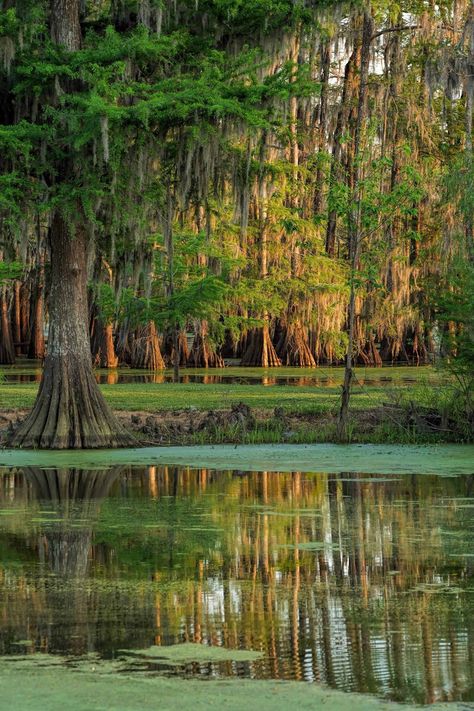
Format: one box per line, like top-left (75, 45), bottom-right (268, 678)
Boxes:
top-left (1, 365), bottom-right (439, 387)
top-left (0, 463), bottom-right (473, 705)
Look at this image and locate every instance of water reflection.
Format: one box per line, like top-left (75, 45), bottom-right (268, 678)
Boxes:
top-left (0, 466), bottom-right (473, 704)
top-left (24, 467), bottom-right (120, 577)
top-left (2, 370), bottom-right (437, 388)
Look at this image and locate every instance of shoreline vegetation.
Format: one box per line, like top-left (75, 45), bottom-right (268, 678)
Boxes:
top-left (1, 365), bottom-right (471, 446)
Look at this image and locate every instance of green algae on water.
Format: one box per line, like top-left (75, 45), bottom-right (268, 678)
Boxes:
top-left (120, 642), bottom-right (263, 665)
top-left (0, 656), bottom-right (467, 711)
top-left (1, 443), bottom-right (473, 475)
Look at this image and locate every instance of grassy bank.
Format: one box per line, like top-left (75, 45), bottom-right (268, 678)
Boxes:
top-left (0, 366), bottom-right (469, 444)
top-left (0, 380), bottom-right (391, 412)
top-left (0, 372), bottom-right (438, 413)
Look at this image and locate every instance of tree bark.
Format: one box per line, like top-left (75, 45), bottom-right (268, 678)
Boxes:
top-left (12, 280), bottom-right (22, 356)
top-left (50, 0), bottom-right (82, 50)
top-left (8, 215), bottom-right (134, 448)
top-left (240, 324), bottom-right (281, 367)
top-left (28, 254), bottom-right (45, 360)
top-left (276, 321), bottom-right (316, 367)
top-left (130, 321), bottom-right (165, 370)
top-left (337, 6), bottom-right (373, 442)
top-left (189, 320), bottom-right (224, 368)
top-left (0, 285), bottom-right (15, 365)
top-left (91, 314), bottom-right (119, 368)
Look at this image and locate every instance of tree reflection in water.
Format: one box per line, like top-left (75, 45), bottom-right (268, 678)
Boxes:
top-left (0, 466), bottom-right (473, 704)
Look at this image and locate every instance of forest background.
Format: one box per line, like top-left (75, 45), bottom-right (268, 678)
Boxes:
top-left (0, 0), bottom-right (473, 448)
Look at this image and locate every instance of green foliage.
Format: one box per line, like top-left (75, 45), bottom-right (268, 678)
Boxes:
top-left (434, 260), bottom-right (474, 427)
top-left (0, 260), bottom-right (22, 283)
top-left (95, 283), bottom-right (118, 324)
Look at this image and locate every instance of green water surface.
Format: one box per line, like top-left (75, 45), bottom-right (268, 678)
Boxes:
top-left (0, 450), bottom-right (473, 707)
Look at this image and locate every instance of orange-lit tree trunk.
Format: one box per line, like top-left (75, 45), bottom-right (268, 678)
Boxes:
top-left (28, 252), bottom-right (45, 360)
top-left (189, 320), bottom-right (224, 368)
top-left (0, 284), bottom-right (15, 364)
top-left (130, 321), bottom-right (165, 370)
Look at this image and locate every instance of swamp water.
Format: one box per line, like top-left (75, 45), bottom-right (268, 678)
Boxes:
top-left (1, 364), bottom-right (441, 387)
top-left (0, 445), bottom-right (473, 708)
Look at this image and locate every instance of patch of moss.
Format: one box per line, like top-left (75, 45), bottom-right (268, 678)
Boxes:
top-left (121, 642), bottom-right (263, 664)
top-left (0, 654), bottom-right (464, 711)
top-left (0, 443), bottom-right (473, 474)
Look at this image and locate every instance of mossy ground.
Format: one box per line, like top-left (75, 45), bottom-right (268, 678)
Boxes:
top-left (0, 653), bottom-right (463, 711)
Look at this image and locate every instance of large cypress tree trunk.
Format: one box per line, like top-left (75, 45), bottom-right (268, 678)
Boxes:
top-left (130, 321), bottom-right (165, 369)
top-left (91, 315), bottom-right (119, 368)
top-left (240, 325), bottom-right (281, 367)
top-left (8, 215), bottom-right (133, 448)
top-left (276, 321), bottom-right (316, 367)
top-left (189, 320), bottom-right (224, 368)
top-left (8, 0), bottom-right (133, 448)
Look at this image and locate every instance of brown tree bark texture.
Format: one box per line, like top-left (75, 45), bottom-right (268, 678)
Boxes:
top-left (0, 286), bottom-right (15, 365)
top-left (8, 215), bottom-right (133, 448)
top-left (8, 0), bottom-right (134, 448)
top-left (130, 321), bottom-right (165, 370)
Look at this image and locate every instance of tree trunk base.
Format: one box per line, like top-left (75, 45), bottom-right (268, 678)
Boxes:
top-left (130, 322), bottom-right (165, 370)
top-left (240, 326), bottom-right (282, 367)
top-left (163, 330), bottom-right (189, 368)
top-left (7, 356), bottom-right (135, 449)
top-left (356, 335), bottom-right (383, 367)
top-left (91, 319), bottom-right (118, 368)
top-left (189, 333), bottom-right (224, 368)
top-left (276, 323), bottom-right (316, 367)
